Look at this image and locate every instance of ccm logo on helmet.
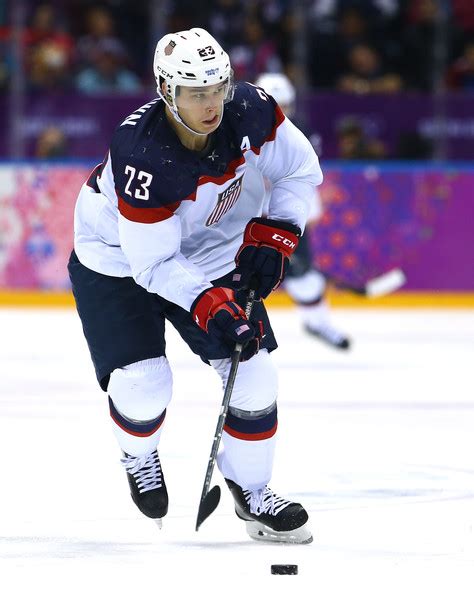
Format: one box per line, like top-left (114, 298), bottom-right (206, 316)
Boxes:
top-left (155, 64), bottom-right (174, 79)
top-left (272, 233), bottom-right (296, 249)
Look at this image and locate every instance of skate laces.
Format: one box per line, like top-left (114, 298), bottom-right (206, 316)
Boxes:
top-left (121, 451), bottom-right (163, 493)
top-left (244, 486), bottom-right (292, 516)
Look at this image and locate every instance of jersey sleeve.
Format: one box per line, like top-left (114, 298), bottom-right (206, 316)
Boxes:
top-left (243, 83), bottom-right (323, 232)
top-left (103, 141), bottom-right (212, 310)
top-left (118, 211), bottom-right (212, 310)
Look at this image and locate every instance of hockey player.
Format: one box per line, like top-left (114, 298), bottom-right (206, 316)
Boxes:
top-left (68, 29), bottom-right (321, 544)
top-left (255, 72), bottom-right (351, 350)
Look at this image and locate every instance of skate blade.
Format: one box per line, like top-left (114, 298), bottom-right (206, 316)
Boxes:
top-left (153, 518), bottom-right (163, 530)
top-left (304, 325), bottom-right (350, 350)
top-left (245, 520), bottom-right (313, 544)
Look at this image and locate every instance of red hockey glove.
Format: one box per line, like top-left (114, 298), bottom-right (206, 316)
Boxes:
top-left (232, 217), bottom-right (301, 300)
top-left (191, 287), bottom-right (260, 360)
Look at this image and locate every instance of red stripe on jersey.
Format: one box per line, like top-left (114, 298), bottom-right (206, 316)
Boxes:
top-left (223, 421), bottom-right (278, 441)
top-left (180, 156), bottom-right (245, 203)
top-left (117, 192), bottom-right (180, 223)
top-left (266, 104), bottom-right (286, 142)
top-left (198, 155), bottom-right (245, 186)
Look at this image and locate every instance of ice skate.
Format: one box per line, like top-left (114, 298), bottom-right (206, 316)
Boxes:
top-left (225, 479), bottom-right (313, 544)
top-left (304, 320), bottom-right (351, 349)
top-left (302, 300), bottom-right (351, 350)
top-left (121, 450), bottom-right (168, 527)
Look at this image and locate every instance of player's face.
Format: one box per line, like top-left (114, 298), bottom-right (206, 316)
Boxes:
top-left (175, 82), bottom-right (227, 133)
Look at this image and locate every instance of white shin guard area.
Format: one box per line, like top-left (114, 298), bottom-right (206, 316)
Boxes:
top-left (210, 348), bottom-right (278, 411)
top-left (217, 431), bottom-right (276, 491)
top-left (108, 356), bottom-right (172, 421)
top-left (108, 356), bottom-right (172, 456)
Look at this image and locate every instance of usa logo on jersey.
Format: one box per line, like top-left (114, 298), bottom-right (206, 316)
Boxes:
top-left (206, 174), bottom-right (244, 226)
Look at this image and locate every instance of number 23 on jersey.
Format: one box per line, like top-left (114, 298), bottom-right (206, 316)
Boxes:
top-left (124, 166), bottom-right (153, 201)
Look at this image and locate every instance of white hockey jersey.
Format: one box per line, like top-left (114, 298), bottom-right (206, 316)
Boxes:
top-left (73, 81), bottom-right (323, 311)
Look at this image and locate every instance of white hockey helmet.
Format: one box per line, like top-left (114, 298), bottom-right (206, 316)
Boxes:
top-left (154, 28), bottom-right (234, 132)
top-left (255, 72), bottom-right (296, 107)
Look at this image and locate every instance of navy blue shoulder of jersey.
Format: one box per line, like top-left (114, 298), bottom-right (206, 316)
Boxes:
top-left (106, 84), bottom-right (284, 225)
top-left (224, 81), bottom-right (285, 152)
top-left (109, 99), bottom-right (205, 223)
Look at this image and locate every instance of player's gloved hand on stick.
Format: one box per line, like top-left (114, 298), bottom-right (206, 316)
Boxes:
top-left (191, 286), bottom-right (261, 361)
top-left (232, 217), bottom-right (301, 300)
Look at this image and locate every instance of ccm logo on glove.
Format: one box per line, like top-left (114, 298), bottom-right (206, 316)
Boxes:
top-left (271, 233), bottom-right (297, 249)
top-left (232, 217), bottom-right (301, 300)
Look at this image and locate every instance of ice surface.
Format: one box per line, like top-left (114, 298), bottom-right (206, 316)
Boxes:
top-left (0, 307), bottom-right (473, 593)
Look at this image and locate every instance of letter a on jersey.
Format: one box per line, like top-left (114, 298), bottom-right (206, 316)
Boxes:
top-left (240, 136), bottom-right (251, 151)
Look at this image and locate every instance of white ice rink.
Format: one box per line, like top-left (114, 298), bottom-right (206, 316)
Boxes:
top-left (1, 306), bottom-right (473, 593)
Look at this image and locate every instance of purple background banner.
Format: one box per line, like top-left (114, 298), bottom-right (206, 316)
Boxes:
top-left (0, 162), bottom-right (472, 291)
top-left (310, 164), bottom-right (474, 290)
top-left (1, 92), bottom-right (474, 160)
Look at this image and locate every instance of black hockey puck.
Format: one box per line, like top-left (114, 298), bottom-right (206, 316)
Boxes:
top-left (271, 564), bottom-right (298, 575)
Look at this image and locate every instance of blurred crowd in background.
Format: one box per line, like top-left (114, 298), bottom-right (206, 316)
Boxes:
top-left (1, 0), bottom-right (473, 161)
top-left (1, 0), bottom-right (473, 95)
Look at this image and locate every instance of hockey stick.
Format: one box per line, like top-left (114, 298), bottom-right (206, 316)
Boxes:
top-left (324, 267), bottom-right (406, 298)
top-left (195, 289), bottom-right (255, 531)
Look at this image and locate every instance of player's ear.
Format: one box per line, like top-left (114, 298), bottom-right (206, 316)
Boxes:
top-left (161, 79), bottom-right (176, 108)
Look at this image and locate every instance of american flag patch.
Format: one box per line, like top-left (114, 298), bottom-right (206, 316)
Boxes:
top-left (236, 324), bottom-right (250, 335)
top-left (206, 174), bottom-right (244, 226)
top-left (164, 41), bottom-right (176, 55)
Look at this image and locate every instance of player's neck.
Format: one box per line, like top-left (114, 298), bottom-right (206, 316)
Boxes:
top-left (165, 108), bottom-right (208, 152)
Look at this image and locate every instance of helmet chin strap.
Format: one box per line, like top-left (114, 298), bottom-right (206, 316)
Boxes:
top-left (157, 88), bottom-right (223, 137)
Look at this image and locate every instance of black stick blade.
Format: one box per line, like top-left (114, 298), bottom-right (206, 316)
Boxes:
top-left (195, 485), bottom-right (221, 531)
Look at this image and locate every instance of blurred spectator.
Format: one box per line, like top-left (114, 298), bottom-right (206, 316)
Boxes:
top-left (76, 47), bottom-right (142, 94)
top-left (35, 126), bottom-right (68, 159)
top-left (28, 41), bottom-right (71, 90)
top-left (206, 0), bottom-right (246, 49)
top-left (451, 0), bottom-right (474, 35)
top-left (337, 42), bottom-right (402, 93)
top-left (24, 2), bottom-right (74, 90)
top-left (339, 6), bottom-right (372, 47)
top-left (446, 39), bottom-right (474, 91)
top-left (307, 3), bottom-right (402, 89)
top-left (77, 6), bottom-right (129, 71)
top-left (336, 116), bottom-right (386, 159)
top-left (401, 0), bottom-right (463, 91)
top-left (25, 3), bottom-right (74, 61)
top-left (308, 5), bottom-right (372, 88)
top-left (167, 0), bottom-right (208, 32)
top-left (273, 5), bottom-right (306, 84)
top-left (230, 16), bottom-right (282, 81)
